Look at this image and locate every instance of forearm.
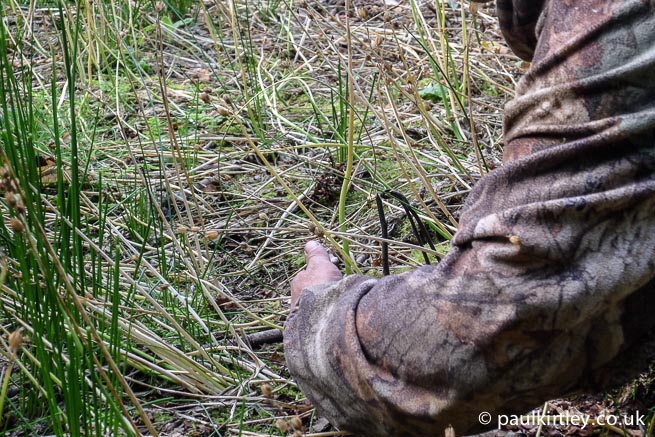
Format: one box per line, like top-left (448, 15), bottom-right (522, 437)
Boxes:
top-left (285, 1), bottom-right (655, 435)
top-left (286, 196), bottom-right (655, 436)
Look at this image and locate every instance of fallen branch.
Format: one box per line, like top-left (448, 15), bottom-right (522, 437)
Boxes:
top-left (246, 329), bottom-right (284, 347)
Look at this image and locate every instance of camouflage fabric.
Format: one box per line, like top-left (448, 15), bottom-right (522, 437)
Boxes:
top-left (284, 1), bottom-right (655, 435)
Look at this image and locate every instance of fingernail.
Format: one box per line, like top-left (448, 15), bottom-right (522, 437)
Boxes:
top-left (305, 240), bottom-right (321, 253)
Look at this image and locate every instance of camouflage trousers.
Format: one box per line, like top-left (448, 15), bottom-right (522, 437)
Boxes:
top-left (284, 0), bottom-right (655, 435)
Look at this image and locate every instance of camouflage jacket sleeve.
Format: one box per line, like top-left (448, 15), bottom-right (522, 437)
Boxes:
top-left (284, 1), bottom-right (655, 435)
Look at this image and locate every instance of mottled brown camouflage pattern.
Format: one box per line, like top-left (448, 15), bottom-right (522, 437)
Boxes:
top-left (284, 1), bottom-right (655, 435)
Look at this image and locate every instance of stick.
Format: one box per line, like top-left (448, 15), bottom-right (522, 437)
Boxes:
top-left (246, 329), bottom-right (284, 347)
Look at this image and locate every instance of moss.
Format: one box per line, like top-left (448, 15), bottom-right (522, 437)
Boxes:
top-left (292, 253), bottom-right (306, 269)
top-left (366, 269), bottom-right (384, 278)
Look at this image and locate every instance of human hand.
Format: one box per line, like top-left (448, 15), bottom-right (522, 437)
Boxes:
top-left (290, 240), bottom-right (343, 308)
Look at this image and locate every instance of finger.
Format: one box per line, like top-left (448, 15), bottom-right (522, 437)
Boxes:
top-left (304, 240), bottom-right (343, 282)
top-left (291, 242), bottom-right (342, 307)
top-left (304, 240), bottom-right (332, 269)
top-left (290, 271), bottom-right (308, 305)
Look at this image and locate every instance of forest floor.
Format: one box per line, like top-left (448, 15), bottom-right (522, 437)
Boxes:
top-left (0, 0), bottom-right (653, 436)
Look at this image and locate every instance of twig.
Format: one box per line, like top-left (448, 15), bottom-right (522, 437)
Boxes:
top-left (247, 329), bottom-right (284, 347)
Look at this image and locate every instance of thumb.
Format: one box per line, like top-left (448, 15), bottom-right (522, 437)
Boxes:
top-left (304, 240), bottom-right (332, 268)
top-left (303, 240), bottom-right (342, 283)
top-left (290, 240), bottom-right (343, 307)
